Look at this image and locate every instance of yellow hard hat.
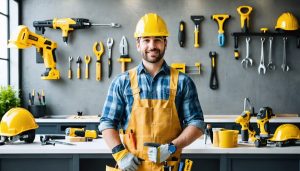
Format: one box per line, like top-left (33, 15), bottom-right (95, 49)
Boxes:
top-left (275, 12), bottom-right (299, 31)
top-left (134, 13), bottom-right (169, 38)
top-left (0, 107), bottom-right (39, 137)
top-left (269, 124), bottom-right (300, 142)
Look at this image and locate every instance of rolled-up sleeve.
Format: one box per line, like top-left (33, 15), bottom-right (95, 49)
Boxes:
top-left (99, 75), bottom-right (126, 132)
top-left (181, 76), bottom-right (205, 132)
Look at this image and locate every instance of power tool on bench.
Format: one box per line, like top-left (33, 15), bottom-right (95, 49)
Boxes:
top-left (8, 25), bottom-right (60, 80)
top-left (65, 127), bottom-right (98, 141)
top-left (235, 98), bottom-right (256, 142)
top-left (254, 107), bottom-right (275, 147)
top-left (33, 18), bottom-right (121, 45)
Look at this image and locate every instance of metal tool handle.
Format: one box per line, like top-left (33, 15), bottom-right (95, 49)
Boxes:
top-left (260, 38), bottom-right (265, 64)
top-left (268, 37), bottom-right (273, 64)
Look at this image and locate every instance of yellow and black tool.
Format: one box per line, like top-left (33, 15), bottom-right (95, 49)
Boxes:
top-left (171, 63), bottom-right (201, 75)
top-left (65, 127), bottom-right (98, 140)
top-left (237, 6), bottom-right (253, 32)
top-left (211, 14), bottom-right (231, 47)
top-left (235, 98), bottom-right (256, 142)
top-left (255, 107), bottom-right (275, 147)
top-left (84, 55), bottom-right (91, 79)
top-left (93, 41), bottom-right (104, 81)
top-left (76, 56), bottom-right (82, 79)
top-left (33, 18), bottom-right (121, 45)
top-left (8, 25), bottom-right (60, 80)
top-left (178, 21), bottom-right (186, 47)
top-left (209, 51), bottom-right (218, 90)
top-left (118, 36), bottom-right (132, 73)
top-left (184, 159), bottom-right (193, 171)
top-left (191, 16), bottom-right (204, 48)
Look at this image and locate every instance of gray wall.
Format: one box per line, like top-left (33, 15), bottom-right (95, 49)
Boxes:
top-left (20, 0), bottom-right (300, 116)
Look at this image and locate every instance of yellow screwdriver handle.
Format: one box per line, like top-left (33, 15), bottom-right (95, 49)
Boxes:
top-left (121, 62), bottom-right (126, 73)
top-left (194, 26), bottom-right (199, 48)
top-left (77, 68), bottom-right (81, 79)
top-left (96, 62), bottom-right (101, 81)
top-left (68, 69), bottom-right (72, 79)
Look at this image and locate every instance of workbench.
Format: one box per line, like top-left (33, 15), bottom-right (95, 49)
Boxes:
top-left (0, 135), bottom-right (299, 171)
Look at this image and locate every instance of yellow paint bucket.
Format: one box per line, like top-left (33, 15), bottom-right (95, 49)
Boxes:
top-left (218, 130), bottom-right (239, 148)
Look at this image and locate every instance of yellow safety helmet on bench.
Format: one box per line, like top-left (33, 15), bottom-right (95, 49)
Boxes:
top-left (134, 13), bottom-right (169, 38)
top-left (269, 124), bottom-right (300, 142)
top-left (275, 12), bottom-right (299, 31)
top-left (0, 107), bottom-right (38, 143)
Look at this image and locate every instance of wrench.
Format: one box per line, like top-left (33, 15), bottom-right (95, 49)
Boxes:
top-left (68, 56), bottom-right (73, 79)
top-left (258, 37), bottom-right (266, 74)
top-left (107, 38), bottom-right (114, 78)
top-left (241, 37), bottom-right (253, 68)
top-left (267, 37), bottom-right (275, 71)
top-left (281, 37), bottom-right (290, 72)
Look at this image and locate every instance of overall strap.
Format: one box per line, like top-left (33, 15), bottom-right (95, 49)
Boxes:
top-left (128, 68), bottom-right (140, 100)
top-left (169, 68), bottom-right (179, 101)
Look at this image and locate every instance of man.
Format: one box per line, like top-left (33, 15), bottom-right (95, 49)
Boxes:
top-left (99, 13), bottom-right (205, 171)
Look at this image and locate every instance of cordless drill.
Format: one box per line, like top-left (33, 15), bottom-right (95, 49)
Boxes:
top-left (65, 127), bottom-right (98, 139)
top-left (257, 107), bottom-right (274, 138)
top-left (235, 98), bottom-right (256, 142)
top-left (235, 110), bottom-right (256, 142)
top-left (33, 18), bottom-right (121, 44)
top-left (8, 25), bottom-right (60, 80)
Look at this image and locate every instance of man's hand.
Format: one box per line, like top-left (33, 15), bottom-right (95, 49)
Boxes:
top-left (147, 144), bottom-right (170, 163)
top-left (113, 149), bottom-right (140, 171)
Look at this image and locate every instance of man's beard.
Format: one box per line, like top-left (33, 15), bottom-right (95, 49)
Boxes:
top-left (142, 48), bottom-right (165, 63)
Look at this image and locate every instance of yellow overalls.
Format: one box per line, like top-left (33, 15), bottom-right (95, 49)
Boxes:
top-left (122, 67), bottom-right (182, 171)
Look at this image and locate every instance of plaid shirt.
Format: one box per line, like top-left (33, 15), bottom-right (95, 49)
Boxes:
top-left (99, 61), bottom-right (205, 132)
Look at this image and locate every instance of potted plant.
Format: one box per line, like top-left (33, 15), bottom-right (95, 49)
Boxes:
top-left (0, 85), bottom-right (20, 120)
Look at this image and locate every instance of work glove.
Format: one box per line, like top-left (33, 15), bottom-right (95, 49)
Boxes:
top-left (112, 148), bottom-right (141, 171)
top-left (147, 144), bottom-right (170, 163)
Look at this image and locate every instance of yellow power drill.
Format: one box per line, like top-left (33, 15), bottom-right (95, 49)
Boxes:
top-left (235, 98), bottom-right (256, 142)
top-left (65, 128), bottom-right (98, 139)
top-left (33, 18), bottom-right (121, 45)
top-left (257, 107), bottom-right (274, 138)
top-left (8, 25), bottom-right (60, 80)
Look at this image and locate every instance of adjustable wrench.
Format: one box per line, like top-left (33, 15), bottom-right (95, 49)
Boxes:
top-left (241, 37), bottom-right (253, 68)
top-left (267, 37), bottom-right (275, 70)
top-left (281, 37), bottom-right (290, 72)
top-left (258, 37), bottom-right (266, 74)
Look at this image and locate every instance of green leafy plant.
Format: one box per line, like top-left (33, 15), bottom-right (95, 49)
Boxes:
top-left (0, 85), bottom-right (20, 120)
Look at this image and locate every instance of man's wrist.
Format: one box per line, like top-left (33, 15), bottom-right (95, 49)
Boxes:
top-left (112, 144), bottom-right (125, 154)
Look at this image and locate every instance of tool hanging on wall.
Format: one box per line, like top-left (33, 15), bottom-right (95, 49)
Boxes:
top-left (171, 63), bottom-right (201, 75)
top-left (191, 16), bottom-right (204, 48)
top-left (267, 37), bottom-right (275, 71)
top-left (84, 55), bottom-right (91, 79)
top-left (258, 28), bottom-right (268, 75)
top-left (281, 37), bottom-right (290, 72)
top-left (68, 56), bottom-right (73, 79)
top-left (93, 41), bottom-right (104, 81)
top-left (241, 37), bottom-right (252, 68)
top-left (76, 56), bottom-right (82, 79)
top-left (211, 14), bottom-right (231, 46)
top-left (178, 21), bottom-right (186, 47)
top-left (209, 51), bottom-right (218, 90)
top-left (8, 25), bottom-right (60, 80)
top-left (234, 6), bottom-right (253, 59)
top-left (237, 6), bottom-right (253, 33)
top-left (118, 36), bottom-right (132, 73)
top-left (107, 37), bottom-right (114, 78)
top-left (33, 18), bottom-right (121, 45)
